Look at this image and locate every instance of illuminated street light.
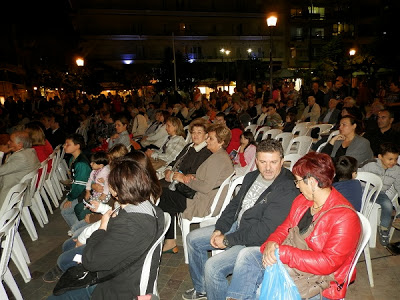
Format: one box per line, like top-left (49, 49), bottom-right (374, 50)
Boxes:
top-left (247, 48), bottom-right (252, 53)
top-left (349, 49), bottom-right (356, 56)
top-left (220, 48), bottom-right (225, 53)
top-left (267, 14), bottom-right (277, 99)
top-left (76, 58), bottom-right (84, 66)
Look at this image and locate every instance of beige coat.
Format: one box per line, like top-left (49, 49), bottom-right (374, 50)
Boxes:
top-left (183, 148), bottom-right (234, 220)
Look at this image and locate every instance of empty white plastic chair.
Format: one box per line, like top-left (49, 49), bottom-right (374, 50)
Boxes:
top-left (244, 124), bottom-right (258, 135)
top-left (291, 122), bottom-right (311, 136)
top-left (261, 129), bottom-right (282, 140)
top-left (275, 132), bottom-right (293, 155)
top-left (283, 154), bottom-right (302, 171)
top-left (254, 126), bottom-right (270, 142)
top-left (285, 136), bottom-right (313, 156)
top-left (307, 124), bottom-right (334, 140)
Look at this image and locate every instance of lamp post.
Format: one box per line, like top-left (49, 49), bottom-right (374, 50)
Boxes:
top-left (267, 15), bottom-right (277, 99)
top-left (220, 48), bottom-right (230, 91)
top-left (349, 48), bottom-right (356, 97)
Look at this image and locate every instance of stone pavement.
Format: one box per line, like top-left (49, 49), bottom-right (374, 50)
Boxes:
top-left (7, 207), bottom-right (400, 300)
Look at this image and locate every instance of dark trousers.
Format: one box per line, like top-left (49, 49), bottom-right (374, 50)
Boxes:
top-left (158, 188), bottom-right (187, 239)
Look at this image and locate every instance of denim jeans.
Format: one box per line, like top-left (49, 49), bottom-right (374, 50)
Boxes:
top-left (376, 192), bottom-right (393, 228)
top-left (226, 247), bottom-right (334, 300)
top-left (187, 223), bottom-right (243, 300)
top-left (57, 237), bottom-right (85, 272)
top-left (71, 220), bottom-right (90, 234)
top-left (47, 284), bottom-right (96, 300)
top-left (61, 199), bottom-right (79, 228)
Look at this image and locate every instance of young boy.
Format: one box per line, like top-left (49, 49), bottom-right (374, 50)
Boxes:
top-left (61, 134), bottom-right (91, 234)
top-left (359, 142), bottom-right (400, 246)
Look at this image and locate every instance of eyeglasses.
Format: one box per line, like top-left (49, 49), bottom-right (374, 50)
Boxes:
top-left (293, 178), bottom-right (304, 185)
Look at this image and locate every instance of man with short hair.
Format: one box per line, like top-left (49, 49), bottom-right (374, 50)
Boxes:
top-left (0, 131), bottom-right (40, 210)
top-left (48, 115), bottom-right (66, 148)
top-left (264, 103), bottom-right (283, 128)
top-left (363, 109), bottom-right (400, 156)
top-left (214, 112), bottom-right (226, 125)
top-left (182, 139), bottom-right (299, 300)
top-left (300, 96), bottom-right (321, 123)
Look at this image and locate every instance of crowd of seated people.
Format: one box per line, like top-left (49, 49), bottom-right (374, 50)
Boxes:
top-left (1, 79), bottom-right (400, 299)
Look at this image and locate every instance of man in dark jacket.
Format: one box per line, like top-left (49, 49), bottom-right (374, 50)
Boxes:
top-left (182, 139), bottom-right (299, 300)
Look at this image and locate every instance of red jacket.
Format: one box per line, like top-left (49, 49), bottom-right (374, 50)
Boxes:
top-left (260, 188), bottom-right (361, 299)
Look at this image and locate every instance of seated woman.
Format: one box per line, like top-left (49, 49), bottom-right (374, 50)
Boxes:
top-left (158, 123), bottom-right (234, 253)
top-left (333, 155), bottom-right (363, 211)
top-left (145, 116), bottom-right (187, 172)
top-left (225, 113), bottom-right (243, 156)
top-left (140, 110), bottom-right (170, 150)
top-left (281, 112), bottom-right (297, 133)
top-left (161, 118), bottom-right (211, 185)
top-left (321, 114), bottom-right (373, 165)
top-left (107, 114), bottom-right (131, 150)
top-left (46, 154), bottom-right (163, 299)
top-left (225, 152), bottom-right (361, 300)
top-left (232, 131), bottom-right (257, 177)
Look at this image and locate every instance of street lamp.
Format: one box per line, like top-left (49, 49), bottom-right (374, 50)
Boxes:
top-left (220, 48), bottom-right (230, 91)
top-left (267, 14), bottom-right (277, 99)
top-left (76, 58), bottom-right (84, 67)
top-left (349, 48), bottom-right (356, 96)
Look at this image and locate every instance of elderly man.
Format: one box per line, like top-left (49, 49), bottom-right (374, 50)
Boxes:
top-left (182, 139), bottom-right (299, 300)
top-left (300, 96), bottom-right (321, 123)
top-left (0, 131), bottom-right (40, 211)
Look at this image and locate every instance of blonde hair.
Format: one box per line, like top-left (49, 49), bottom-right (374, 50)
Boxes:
top-left (167, 116), bottom-right (185, 138)
top-left (207, 123), bottom-right (232, 148)
top-left (108, 144), bottom-right (129, 162)
top-left (25, 125), bottom-right (46, 146)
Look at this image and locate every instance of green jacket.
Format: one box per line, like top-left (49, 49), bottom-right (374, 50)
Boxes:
top-left (67, 153), bottom-right (91, 201)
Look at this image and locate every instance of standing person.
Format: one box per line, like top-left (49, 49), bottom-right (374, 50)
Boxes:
top-left (182, 139), bottom-right (299, 300)
top-left (308, 81), bottom-right (325, 108)
top-left (224, 152), bottom-right (361, 300)
top-left (60, 134), bottom-right (91, 233)
top-left (0, 131), bottom-right (40, 211)
top-left (359, 142), bottom-right (400, 246)
top-left (159, 123), bottom-right (233, 253)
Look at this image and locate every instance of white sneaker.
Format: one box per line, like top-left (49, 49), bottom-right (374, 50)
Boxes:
top-left (67, 230), bottom-right (73, 237)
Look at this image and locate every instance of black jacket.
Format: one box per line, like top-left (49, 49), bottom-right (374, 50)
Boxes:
top-left (215, 168), bottom-right (299, 247)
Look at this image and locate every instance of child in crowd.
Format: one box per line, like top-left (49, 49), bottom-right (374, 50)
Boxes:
top-left (359, 142), bottom-right (400, 246)
top-left (232, 131), bottom-right (257, 176)
top-left (333, 155), bottom-right (363, 211)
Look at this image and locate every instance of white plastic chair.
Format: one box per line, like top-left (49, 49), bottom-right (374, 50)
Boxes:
top-left (307, 124), bottom-right (334, 140)
top-left (139, 212), bottom-right (171, 297)
top-left (178, 172), bottom-right (235, 264)
top-left (291, 122), bottom-right (311, 136)
top-left (285, 136), bottom-right (313, 156)
top-left (316, 129), bottom-right (340, 152)
top-left (19, 169), bottom-right (40, 240)
top-left (184, 125), bottom-right (192, 144)
top-left (274, 132), bottom-right (293, 155)
top-left (283, 154), bottom-right (302, 171)
top-left (1, 183), bottom-right (32, 284)
top-left (346, 212), bottom-right (373, 290)
top-left (0, 208), bottom-right (24, 300)
top-left (356, 172), bottom-right (383, 249)
top-left (43, 152), bottom-right (61, 208)
top-left (387, 186), bottom-right (399, 242)
top-left (261, 129), bottom-right (282, 140)
top-left (254, 126), bottom-right (270, 142)
top-left (244, 124), bottom-right (258, 135)
top-left (37, 158), bottom-right (54, 218)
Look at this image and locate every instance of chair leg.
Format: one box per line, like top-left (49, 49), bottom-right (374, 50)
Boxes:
top-left (14, 232), bottom-right (31, 264)
top-left (3, 268), bottom-right (24, 300)
top-left (363, 245), bottom-right (374, 287)
top-left (20, 207), bottom-right (38, 241)
top-left (180, 219), bottom-right (190, 264)
top-left (11, 247), bottom-right (32, 283)
top-left (368, 205), bottom-right (379, 248)
top-left (30, 200), bottom-right (45, 227)
top-left (40, 188), bottom-right (54, 214)
top-left (44, 180), bottom-right (59, 208)
top-left (34, 192), bottom-right (50, 223)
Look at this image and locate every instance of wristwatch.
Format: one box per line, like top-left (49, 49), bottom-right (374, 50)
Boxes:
top-left (222, 236), bottom-right (229, 247)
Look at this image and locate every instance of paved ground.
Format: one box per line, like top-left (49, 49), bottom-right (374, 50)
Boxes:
top-left (6, 206), bottom-right (400, 300)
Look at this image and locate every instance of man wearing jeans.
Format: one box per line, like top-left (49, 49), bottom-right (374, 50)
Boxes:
top-left (182, 139), bottom-right (299, 300)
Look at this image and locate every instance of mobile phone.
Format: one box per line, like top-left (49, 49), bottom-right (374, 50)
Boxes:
top-left (83, 199), bottom-right (95, 209)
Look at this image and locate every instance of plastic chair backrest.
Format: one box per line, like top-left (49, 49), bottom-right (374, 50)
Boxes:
top-left (356, 172), bottom-right (383, 219)
top-left (207, 173), bottom-right (235, 218)
top-left (262, 129), bottom-right (282, 140)
top-left (254, 126), bottom-right (270, 142)
top-left (346, 212), bottom-right (371, 287)
top-left (292, 122), bottom-right (311, 136)
top-left (218, 175), bottom-right (244, 217)
top-left (274, 132), bottom-right (293, 154)
top-left (244, 124), bottom-right (258, 135)
top-left (283, 153), bottom-right (302, 171)
top-left (286, 136), bottom-right (313, 156)
top-left (307, 124), bottom-right (334, 139)
top-left (19, 168), bottom-right (39, 206)
top-left (139, 212), bottom-right (171, 296)
top-left (327, 130), bottom-right (340, 141)
top-left (0, 208), bottom-right (20, 279)
top-left (37, 159), bottom-right (49, 192)
top-left (0, 183), bottom-right (28, 217)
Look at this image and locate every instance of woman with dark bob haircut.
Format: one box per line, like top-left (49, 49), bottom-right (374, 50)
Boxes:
top-left (48, 158), bottom-right (164, 300)
top-left (225, 152), bottom-right (361, 300)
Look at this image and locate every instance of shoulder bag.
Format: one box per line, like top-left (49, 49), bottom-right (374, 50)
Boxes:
top-left (281, 205), bottom-right (355, 299)
top-left (53, 212), bottom-right (159, 296)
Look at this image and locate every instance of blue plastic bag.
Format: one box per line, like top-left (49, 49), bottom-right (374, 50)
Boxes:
top-left (259, 249), bottom-right (301, 300)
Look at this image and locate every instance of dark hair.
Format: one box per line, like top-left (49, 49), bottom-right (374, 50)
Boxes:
top-left (216, 112), bottom-right (226, 119)
top-left (267, 103), bottom-right (276, 109)
top-left (108, 158), bottom-right (154, 205)
top-left (379, 142), bottom-right (400, 156)
top-left (286, 112), bottom-right (297, 123)
top-left (340, 114), bottom-right (363, 135)
top-left (241, 131), bottom-right (256, 151)
top-left (65, 133), bottom-right (85, 149)
top-left (90, 151), bottom-right (109, 166)
top-left (225, 113), bottom-right (241, 129)
top-left (159, 110), bottom-right (171, 123)
top-left (256, 139), bottom-right (284, 158)
top-left (334, 156), bottom-right (358, 181)
top-left (379, 109), bottom-right (394, 119)
top-left (123, 150), bottom-right (162, 202)
top-left (292, 152), bottom-right (335, 188)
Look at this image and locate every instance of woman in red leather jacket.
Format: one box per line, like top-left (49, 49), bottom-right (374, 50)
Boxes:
top-left (226, 152), bottom-right (361, 300)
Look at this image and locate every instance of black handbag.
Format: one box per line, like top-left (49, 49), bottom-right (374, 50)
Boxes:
top-left (175, 182), bottom-right (197, 199)
top-left (53, 212), bottom-right (159, 296)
